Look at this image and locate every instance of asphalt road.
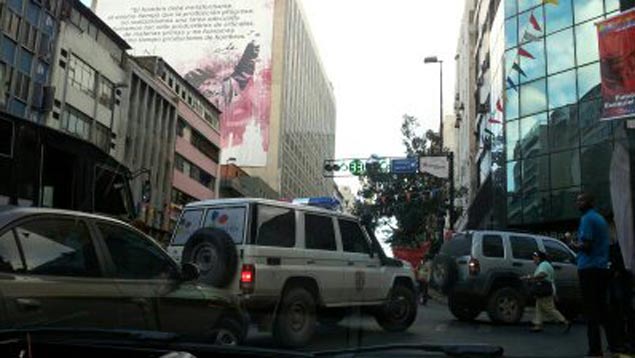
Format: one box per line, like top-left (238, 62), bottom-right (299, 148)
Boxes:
top-left (245, 300), bottom-right (593, 357)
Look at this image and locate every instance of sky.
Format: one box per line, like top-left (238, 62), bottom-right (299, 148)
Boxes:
top-left (300, 0), bottom-right (464, 189)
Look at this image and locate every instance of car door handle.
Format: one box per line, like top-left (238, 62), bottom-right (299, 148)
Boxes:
top-left (16, 298), bottom-right (41, 312)
top-left (512, 262), bottom-right (523, 267)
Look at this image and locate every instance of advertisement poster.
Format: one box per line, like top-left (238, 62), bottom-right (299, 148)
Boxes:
top-left (95, 0), bottom-right (275, 166)
top-left (597, 9), bottom-right (635, 121)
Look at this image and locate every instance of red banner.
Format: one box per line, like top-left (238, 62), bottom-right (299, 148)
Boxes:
top-left (597, 9), bottom-right (635, 120)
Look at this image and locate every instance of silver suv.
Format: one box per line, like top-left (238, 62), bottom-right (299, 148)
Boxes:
top-left (167, 199), bottom-right (418, 347)
top-left (431, 230), bottom-right (582, 324)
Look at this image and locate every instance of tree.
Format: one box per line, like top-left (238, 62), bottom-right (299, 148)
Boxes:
top-left (354, 115), bottom-right (450, 252)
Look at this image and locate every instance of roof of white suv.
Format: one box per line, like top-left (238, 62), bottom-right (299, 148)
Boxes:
top-left (185, 198), bottom-right (359, 220)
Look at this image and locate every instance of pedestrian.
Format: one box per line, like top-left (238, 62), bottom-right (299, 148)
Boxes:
top-left (608, 233), bottom-right (635, 353)
top-left (572, 192), bottom-right (624, 357)
top-left (522, 251), bottom-right (571, 333)
top-left (416, 260), bottom-right (431, 305)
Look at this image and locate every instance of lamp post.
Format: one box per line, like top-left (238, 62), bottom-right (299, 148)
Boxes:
top-left (424, 56), bottom-right (444, 151)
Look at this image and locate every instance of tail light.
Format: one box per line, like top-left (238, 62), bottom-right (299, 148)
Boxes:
top-left (240, 264), bottom-right (255, 294)
top-left (468, 257), bottom-right (480, 276)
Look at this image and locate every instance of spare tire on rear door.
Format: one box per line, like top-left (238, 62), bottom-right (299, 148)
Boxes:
top-left (431, 255), bottom-right (458, 294)
top-left (182, 228), bottom-right (238, 288)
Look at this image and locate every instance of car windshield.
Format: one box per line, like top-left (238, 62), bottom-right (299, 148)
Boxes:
top-left (1, 0), bottom-right (635, 357)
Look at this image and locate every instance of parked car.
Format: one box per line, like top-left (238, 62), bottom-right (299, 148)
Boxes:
top-left (0, 206), bottom-right (248, 345)
top-left (167, 198), bottom-right (418, 348)
top-left (430, 231), bottom-right (582, 324)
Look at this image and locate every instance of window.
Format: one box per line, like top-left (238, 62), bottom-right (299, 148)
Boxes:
top-left (171, 209), bottom-right (204, 246)
top-left (577, 62), bottom-right (601, 100)
top-left (69, 54), bottom-right (96, 97)
top-left (256, 205), bottom-right (295, 247)
top-left (573, 0), bottom-right (603, 24)
top-left (14, 71), bottom-right (29, 100)
top-left (3, 10), bottom-right (20, 40)
top-left (575, 21), bottom-right (600, 66)
top-left (177, 117), bottom-right (186, 137)
top-left (203, 206), bottom-right (247, 244)
top-left (15, 218), bottom-right (100, 277)
top-left (440, 233), bottom-right (472, 256)
top-left (61, 105), bottom-right (91, 140)
top-left (546, 29), bottom-right (574, 74)
top-left (545, 0), bottom-right (573, 34)
top-left (548, 70), bottom-right (577, 109)
top-left (191, 130), bottom-right (220, 163)
top-left (506, 119), bottom-right (520, 161)
top-left (550, 149), bottom-right (580, 189)
top-left (95, 122), bottom-right (110, 152)
top-left (174, 154), bottom-right (216, 189)
top-left (520, 79), bottom-right (547, 116)
top-left (98, 76), bottom-right (114, 107)
top-left (98, 223), bottom-right (178, 280)
top-left (510, 236), bottom-right (538, 260)
top-left (0, 230), bottom-right (24, 273)
top-left (171, 188), bottom-right (196, 207)
top-left (549, 105), bottom-right (578, 151)
top-left (519, 112), bottom-right (548, 158)
top-left (339, 219), bottom-right (370, 254)
top-left (20, 21), bottom-right (37, 52)
top-left (305, 214), bottom-right (336, 251)
top-left (482, 235), bottom-right (504, 258)
top-left (543, 239), bottom-right (574, 263)
top-left (507, 161), bottom-right (521, 193)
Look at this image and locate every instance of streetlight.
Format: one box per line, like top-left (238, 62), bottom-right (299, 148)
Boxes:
top-left (424, 56), bottom-right (444, 151)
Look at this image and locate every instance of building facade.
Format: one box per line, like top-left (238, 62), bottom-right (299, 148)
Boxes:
top-left (46, 0), bottom-right (129, 160)
top-left (124, 58), bottom-right (178, 236)
top-left (458, 0), bottom-right (634, 236)
top-left (0, 0), bottom-right (62, 121)
top-left (134, 56), bottom-right (223, 230)
top-left (243, 0), bottom-right (337, 199)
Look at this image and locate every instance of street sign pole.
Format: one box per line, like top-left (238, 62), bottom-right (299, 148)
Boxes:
top-left (448, 152), bottom-right (455, 230)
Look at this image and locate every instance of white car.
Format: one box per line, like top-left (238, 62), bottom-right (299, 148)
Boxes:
top-left (167, 198), bottom-right (418, 348)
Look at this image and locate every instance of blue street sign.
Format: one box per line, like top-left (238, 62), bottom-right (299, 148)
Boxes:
top-left (391, 158), bottom-right (419, 174)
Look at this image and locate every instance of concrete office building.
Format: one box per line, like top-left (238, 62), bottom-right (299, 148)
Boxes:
top-left (245, 0), bottom-right (337, 199)
top-left (46, 0), bottom-right (129, 159)
top-left (134, 56), bottom-right (223, 230)
top-left (0, 0), bottom-right (62, 121)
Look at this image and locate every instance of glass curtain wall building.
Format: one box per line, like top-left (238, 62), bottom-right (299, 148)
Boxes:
top-left (498, 0), bottom-right (624, 233)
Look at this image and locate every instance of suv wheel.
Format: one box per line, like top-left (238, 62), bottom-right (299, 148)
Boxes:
top-left (273, 287), bottom-right (317, 348)
top-left (487, 287), bottom-right (524, 324)
top-left (374, 285), bottom-right (417, 332)
top-left (448, 293), bottom-right (481, 321)
top-left (211, 317), bottom-right (245, 346)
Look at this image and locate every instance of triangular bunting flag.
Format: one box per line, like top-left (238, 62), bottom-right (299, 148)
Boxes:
top-left (543, 0), bottom-right (559, 5)
top-left (518, 47), bottom-right (535, 59)
top-left (529, 13), bottom-right (542, 32)
top-left (522, 31), bottom-right (541, 43)
top-left (496, 99), bottom-right (504, 112)
top-left (507, 77), bottom-right (518, 92)
top-left (512, 62), bottom-right (527, 77)
top-left (489, 117), bottom-right (502, 124)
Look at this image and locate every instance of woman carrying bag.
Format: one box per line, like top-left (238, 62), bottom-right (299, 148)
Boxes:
top-left (522, 251), bottom-right (572, 333)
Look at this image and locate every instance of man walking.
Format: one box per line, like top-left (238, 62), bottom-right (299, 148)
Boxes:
top-left (573, 193), bottom-right (622, 357)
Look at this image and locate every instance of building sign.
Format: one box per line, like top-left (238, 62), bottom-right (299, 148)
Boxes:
top-left (597, 9), bottom-right (635, 120)
top-left (419, 156), bottom-right (449, 179)
top-left (95, 0), bottom-right (275, 166)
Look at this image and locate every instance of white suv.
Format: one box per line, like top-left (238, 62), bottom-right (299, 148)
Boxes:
top-left (167, 198), bottom-right (418, 347)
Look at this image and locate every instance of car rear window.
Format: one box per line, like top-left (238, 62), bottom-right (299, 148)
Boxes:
top-left (256, 205), bottom-right (295, 247)
top-left (171, 209), bottom-right (204, 246)
top-left (440, 233), bottom-right (472, 257)
top-left (510, 236), bottom-right (538, 260)
top-left (202, 207), bottom-right (247, 244)
top-left (482, 235), bottom-right (504, 258)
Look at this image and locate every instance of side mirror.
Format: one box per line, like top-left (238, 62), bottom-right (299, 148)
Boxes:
top-left (181, 263), bottom-right (200, 281)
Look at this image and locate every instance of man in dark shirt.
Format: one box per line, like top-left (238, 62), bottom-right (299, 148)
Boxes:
top-left (573, 193), bottom-right (621, 357)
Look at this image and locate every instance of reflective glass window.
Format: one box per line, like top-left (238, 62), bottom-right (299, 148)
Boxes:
top-left (546, 29), bottom-right (575, 74)
top-left (520, 112), bottom-right (548, 158)
top-left (506, 0), bottom-right (518, 17)
top-left (506, 17), bottom-right (518, 50)
top-left (574, 0), bottom-right (604, 24)
top-left (605, 0), bottom-right (620, 13)
top-left (577, 62), bottom-right (601, 100)
top-left (507, 161), bottom-right (522, 193)
top-left (548, 69), bottom-right (577, 109)
top-left (545, 0), bottom-right (573, 34)
top-left (523, 155), bottom-right (550, 193)
top-left (523, 190), bottom-right (550, 224)
top-left (549, 105), bottom-right (579, 151)
top-left (581, 143), bottom-right (612, 185)
top-left (506, 120), bottom-right (520, 161)
top-left (551, 187), bottom-right (581, 221)
top-left (519, 7), bottom-right (544, 46)
top-left (580, 98), bottom-right (612, 145)
top-left (519, 0), bottom-right (542, 13)
top-left (575, 21), bottom-right (600, 66)
top-left (508, 194), bottom-right (523, 224)
top-left (550, 149), bottom-right (581, 189)
top-left (518, 39), bottom-right (546, 83)
top-left (520, 79), bottom-right (547, 116)
top-left (506, 87), bottom-right (519, 121)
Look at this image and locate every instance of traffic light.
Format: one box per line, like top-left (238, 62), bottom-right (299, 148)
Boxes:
top-left (323, 158), bottom-right (391, 177)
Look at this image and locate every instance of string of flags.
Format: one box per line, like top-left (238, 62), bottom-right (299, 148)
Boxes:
top-left (376, 189), bottom-right (443, 205)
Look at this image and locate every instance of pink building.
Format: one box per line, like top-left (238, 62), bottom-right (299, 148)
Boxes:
top-left (134, 57), bottom-right (222, 229)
